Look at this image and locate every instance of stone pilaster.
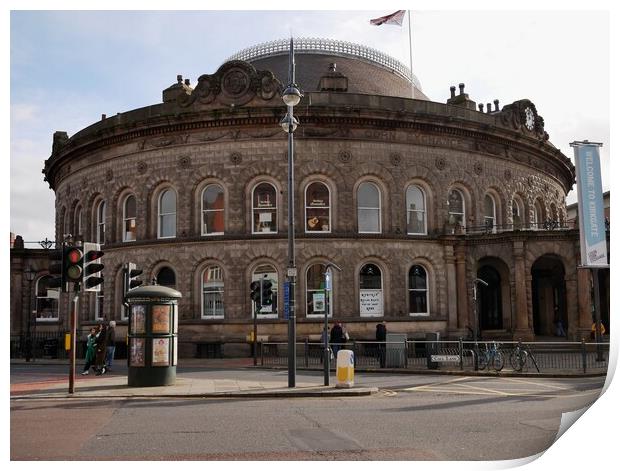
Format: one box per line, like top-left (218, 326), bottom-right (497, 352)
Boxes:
top-left (455, 243), bottom-right (469, 329)
top-left (512, 240), bottom-right (533, 340)
top-left (444, 244), bottom-right (458, 332)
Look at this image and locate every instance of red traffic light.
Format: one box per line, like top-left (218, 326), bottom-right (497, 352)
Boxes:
top-left (86, 250), bottom-right (104, 261)
top-left (67, 248), bottom-right (83, 264)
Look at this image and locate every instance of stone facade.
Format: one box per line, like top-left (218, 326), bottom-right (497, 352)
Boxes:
top-left (12, 39), bottom-right (599, 357)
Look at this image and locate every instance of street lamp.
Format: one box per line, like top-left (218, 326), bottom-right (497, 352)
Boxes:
top-left (23, 266), bottom-right (36, 361)
top-left (472, 277), bottom-right (488, 343)
top-left (323, 262), bottom-right (342, 386)
top-left (281, 37), bottom-right (303, 388)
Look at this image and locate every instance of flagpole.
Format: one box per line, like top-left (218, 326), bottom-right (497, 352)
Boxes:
top-left (408, 10), bottom-right (414, 99)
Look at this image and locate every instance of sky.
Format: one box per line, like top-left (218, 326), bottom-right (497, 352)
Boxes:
top-left (8, 7), bottom-right (611, 245)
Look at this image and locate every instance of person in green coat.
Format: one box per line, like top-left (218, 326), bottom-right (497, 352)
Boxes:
top-left (81, 327), bottom-right (98, 375)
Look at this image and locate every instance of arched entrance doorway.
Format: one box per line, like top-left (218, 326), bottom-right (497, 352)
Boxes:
top-left (477, 266), bottom-right (502, 330)
top-left (531, 255), bottom-right (567, 337)
top-left (476, 257), bottom-right (512, 337)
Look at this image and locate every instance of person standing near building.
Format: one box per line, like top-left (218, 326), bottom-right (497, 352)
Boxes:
top-left (105, 321), bottom-right (116, 372)
top-left (81, 327), bottom-right (98, 375)
top-left (376, 321), bottom-right (387, 368)
top-left (329, 321), bottom-right (345, 358)
top-left (94, 323), bottom-right (107, 375)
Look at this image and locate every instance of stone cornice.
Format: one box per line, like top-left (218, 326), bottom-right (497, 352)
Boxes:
top-left (43, 94), bottom-right (574, 192)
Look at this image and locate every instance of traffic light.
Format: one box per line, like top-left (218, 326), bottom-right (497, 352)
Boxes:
top-left (261, 279), bottom-right (273, 306)
top-left (124, 262), bottom-right (143, 294)
top-left (63, 246), bottom-right (83, 283)
top-left (47, 248), bottom-right (65, 291)
top-left (83, 242), bottom-right (104, 292)
top-left (250, 280), bottom-right (261, 304)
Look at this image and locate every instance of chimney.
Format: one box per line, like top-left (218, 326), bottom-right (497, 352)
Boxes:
top-left (478, 104), bottom-right (484, 112)
top-left (447, 83), bottom-right (477, 110)
top-left (101, 114), bottom-right (106, 121)
top-left (487, 103), bottom-right (492, 113)
top-left (450, 86), bottom-right (456, 98)
top-left (459, 83), bottom-right (465, 95)
top-left (177, 74), bottom-right (183, 84)
top-left (184, 78), bottom-right (190, 86)
top-left (494, 99), bottom-right (500, 112)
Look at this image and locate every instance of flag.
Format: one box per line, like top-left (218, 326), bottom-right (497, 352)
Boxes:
top-left (369, 10), bottom-right (406, 26)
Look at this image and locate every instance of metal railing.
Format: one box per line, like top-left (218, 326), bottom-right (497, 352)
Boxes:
top-left (226, 37), bottom-right (420, 89)
top-left (444, 220), bottom-right (574, 236)
top-left (259, 340), bottom-right (609, 375)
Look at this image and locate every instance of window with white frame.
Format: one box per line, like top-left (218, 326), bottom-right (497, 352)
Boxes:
top-left (359, 263), bottom-right (383, 316)
top-left (252, 183), bottom-right (277, 233)
top-left (202, 184), bottom-right (225, 235)
top-left (123, 195), bottom-right (137, 242)
top-left (408, 265), bottom-right (428, 315)
top-left (96, 200), bottom-right (106, 245)
top-left (406, 185), bottom-right (426, 234)
top-left (158, 189), bottom-right (176, 238)
top-left (447, 189), bottom-right (465, 229)
top-left (484, 194), bottom-right (496, 231)
top-left (357, 182), bottom-right (381, 233)
top-left (252, 264), bottom-right (278, 317)
top-left (305, 182), bottom-right (331, 233)
top-left (306, 263), bottom-right (332, 316)
top-left (35, 276), bottom-right (59, 320)
top-left (202, 265), bottom-right (224, 318)
top-left (95, 284), bottom-right (104, 320)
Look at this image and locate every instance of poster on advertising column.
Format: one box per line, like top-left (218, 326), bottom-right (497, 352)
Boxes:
top-left (360, 289), bottom-right (383, 316)
top-left (572, 142), bottom-right (608, 267)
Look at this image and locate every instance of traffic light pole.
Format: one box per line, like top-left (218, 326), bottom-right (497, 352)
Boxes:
top-left (68, 283), bottom-right (79, 394)
top-left (253, 298), bottom-right (259, 366)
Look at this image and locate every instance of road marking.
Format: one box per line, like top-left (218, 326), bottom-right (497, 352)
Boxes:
top-left (501, 377), bottom-right (571, 391)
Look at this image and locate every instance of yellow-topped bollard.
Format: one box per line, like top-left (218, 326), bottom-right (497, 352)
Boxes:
top-left (336, 349), bottom-right (355, 388)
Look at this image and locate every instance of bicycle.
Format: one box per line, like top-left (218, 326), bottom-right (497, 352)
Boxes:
top-left (477, 341), bottom-right (504, 372)
top-left (509, 342), bottom-right (540, 373)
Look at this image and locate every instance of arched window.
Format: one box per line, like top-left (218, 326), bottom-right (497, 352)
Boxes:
top-left (533, 199), bottom-right (544, 230)
top-left (359, 263), bottom-right (383, 316)
top-left (202, 265), bottom-right (224, 318)
top-left (305, 182), bottom-right (331, 233)
top-left (408, 265), bottom-right (428, 315)
top-left (252, 183), bottom-right (277, 233)
top-left (512, 198), bottom-right (523, 230)
top-left (75, 206), bottom-right (83, 236)
top-left (96, 200), bottom-right (106, 245)
top-left (447, 189), bottom-right (465, 229)
top-left (357, 182), bottom-right (381, 233)
top-left (406, 185), bottom-right (426, 235)
top-left (156, 267), bottom-right (176, 288)
top-left (123, 195), bottom-right (137, 242)
top-left (484, 194), bottom-right (496, 231)
top-left (202, 184), bottom-right (225, 235)
top-left (306, 263), bottom-right (332, 316)
top-left (252, 264), bottom-right (278, 317)
top-left (158, 189), bottom-right (176, 238)
top-left (35, 276), bottom-right (59, 320)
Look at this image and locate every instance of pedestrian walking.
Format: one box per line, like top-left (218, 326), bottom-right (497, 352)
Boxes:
top-left (554, 319), bottom-right (566, 337)
top-left (376, 321), bottom-right (387, 368)
top-left (94, 323), bottom-right (107, 375)
top-left (81, 327), bottom-right (97, 375)
top-left (105, 321), bottom-right (116, 371)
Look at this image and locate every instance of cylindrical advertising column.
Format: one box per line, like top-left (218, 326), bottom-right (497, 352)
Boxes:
top-left (126, 285), bottom-right (181, 387)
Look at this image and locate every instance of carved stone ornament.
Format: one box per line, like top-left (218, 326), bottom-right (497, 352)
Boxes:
top-left (498, 99), bottom-right (548, 141)
top-left (339, 151), bottom-right (352, 163)
top-left (473, 161), bottom-right (483, 175)
top-left (528, 176), bottom-right (534, 187)
top-left (82, 177), bottom-right (88, 188)
top-left (390, 153), bottom-right (402, 166)
top-left (178, 155), bottom-right (191, 169)
top-left (65, 183), bottom-right (71, 197)
top-left (504, 169), bottom-right (512, 181)
top-left (435, 157), bottom-right (447, 171)
top-left (178, 61), bottom-right (282, 108)
top-left (137, 161), bottom-right (148, 174)
top-left (105, 169), bottom-right (114, 182)
top-left (230, 152), bottom-right (243, 165)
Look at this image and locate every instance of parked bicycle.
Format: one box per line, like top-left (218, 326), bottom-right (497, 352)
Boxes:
top-left (509, 342), bottom-right (540, 373)
top-left (477, 341), bottom-right (504, 372)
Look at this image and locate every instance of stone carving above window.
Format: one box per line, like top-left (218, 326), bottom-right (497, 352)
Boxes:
top-left (177, 61), bottom-right (282, 108)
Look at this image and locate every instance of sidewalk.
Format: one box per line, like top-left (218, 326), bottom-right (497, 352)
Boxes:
top-left (10, 358), bottom-right (378, 400)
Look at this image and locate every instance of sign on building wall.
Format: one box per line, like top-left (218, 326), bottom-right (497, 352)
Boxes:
top-left (313, 292), bottom-right (326, 312)
top-left (360, 289), bottom-right (383, 316)
top-left (572, 142), bottom-right (608, 267)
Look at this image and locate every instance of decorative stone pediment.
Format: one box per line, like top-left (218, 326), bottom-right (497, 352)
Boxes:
top-left (499, 99), bottom-right (548, 141)
top-left (177, 61), bottom-right (282, 108)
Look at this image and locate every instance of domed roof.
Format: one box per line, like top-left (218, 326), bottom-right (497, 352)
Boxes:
top-left (227, 38), bottom-right (428, 100)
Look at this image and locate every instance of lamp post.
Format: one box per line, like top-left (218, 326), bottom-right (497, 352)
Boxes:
top-left (23, 266), bottom-right (36, 361)
top-left (322, 262), bottom-right (342, 386)
top-left (281, 37), bottom-right (303, 388)
top-left (472, 277), bottom-right (488, 343)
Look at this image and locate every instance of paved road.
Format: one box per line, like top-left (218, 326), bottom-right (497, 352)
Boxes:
top-left (11, 363), bottom-right (604, 460)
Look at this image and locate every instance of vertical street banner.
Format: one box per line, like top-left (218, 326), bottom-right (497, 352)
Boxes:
top-left (572, 142), bottom-right (608, 267)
